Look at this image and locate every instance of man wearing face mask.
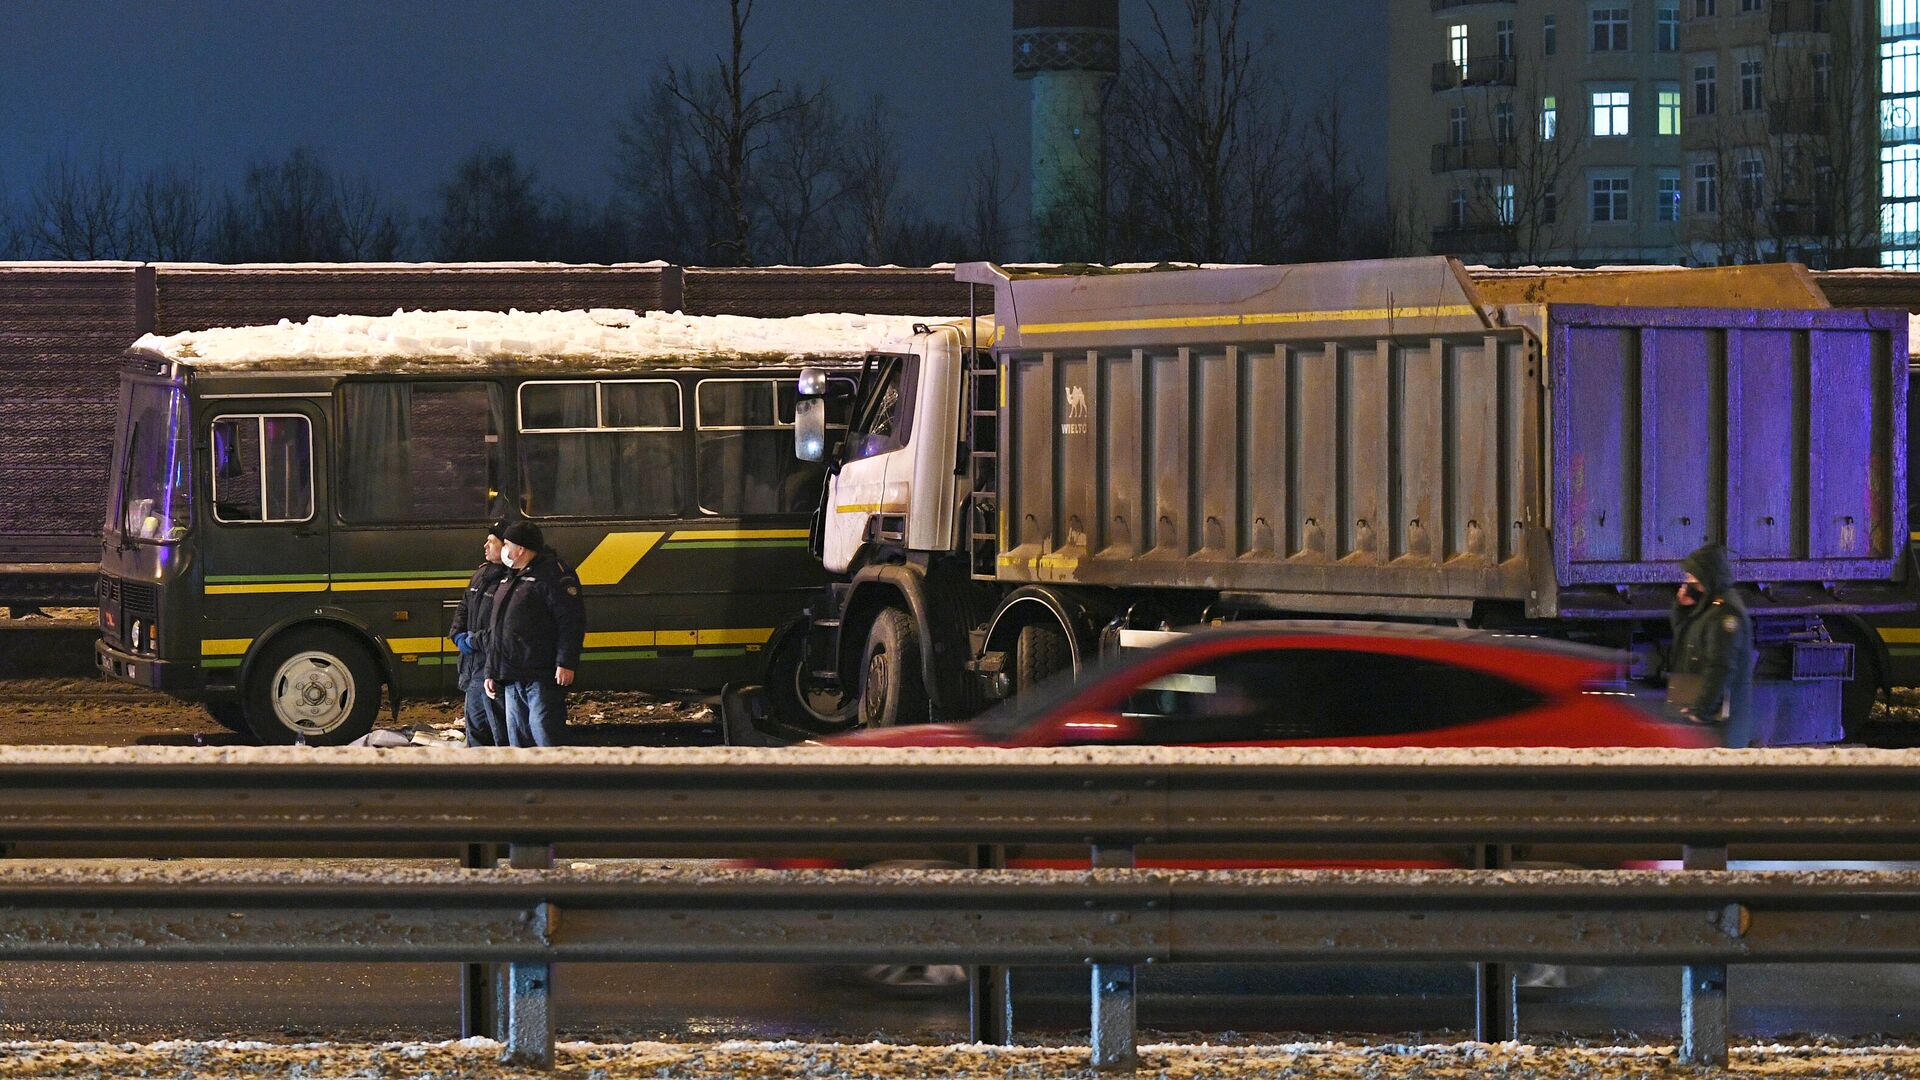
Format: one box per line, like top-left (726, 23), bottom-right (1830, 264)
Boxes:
top-left (483, 522), bottom-right (585, 748)
top-left (1667, 543), bottom-right (1754, 747)
top-left (450, 520), bottom-right (512, 747)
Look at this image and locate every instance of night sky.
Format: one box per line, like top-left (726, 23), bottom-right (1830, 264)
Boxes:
top-left (0, 0), bottom-right (1385, 240)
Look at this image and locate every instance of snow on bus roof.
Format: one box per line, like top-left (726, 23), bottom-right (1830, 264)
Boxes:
top-left (134, 307), bottom-right (937, 372)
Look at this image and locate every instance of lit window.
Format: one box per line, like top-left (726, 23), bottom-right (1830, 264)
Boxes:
top-left (1592, 7), bottom-right (1630, 50)
top-left (1591, 176), bottom-right (1631, 222)
top-left (1658, 87), bottom-right (1682, 135)
top-left (1694, 161), bottom-right (1719, 214)
top-left (1592, 90), bottom-right (1631, 136)
top-left (1449, 23), bottom-right (1469, 70)
top-left (1541, 96), bottom-right (1558, 141)
top-left (1658, 173), bottom-right (1682, 221)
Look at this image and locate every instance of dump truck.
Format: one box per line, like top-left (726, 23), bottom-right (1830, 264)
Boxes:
top-left (768, 257), bottom-right (1913, 746)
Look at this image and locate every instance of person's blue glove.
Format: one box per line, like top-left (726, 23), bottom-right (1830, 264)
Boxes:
top-left (453, 631), bottom-right (474, 656)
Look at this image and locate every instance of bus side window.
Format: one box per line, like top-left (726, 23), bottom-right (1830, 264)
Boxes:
top-left (695, 378), bottom-right (826, 516)
top-left (518, 379), bottom-right (685, 519)
top-left (210, 414), bottom-right (313, 524)
top-left (338, 382), bottom-right (505, 523)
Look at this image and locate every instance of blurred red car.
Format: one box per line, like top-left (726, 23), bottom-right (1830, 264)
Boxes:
top-left (827, 621), bottom-right (1718, 750)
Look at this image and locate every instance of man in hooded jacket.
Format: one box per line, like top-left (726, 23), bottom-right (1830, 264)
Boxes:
top-left (450, 520), bottom-right (511, 747)
top-left (1668, 542), bottom-right (1754, 746)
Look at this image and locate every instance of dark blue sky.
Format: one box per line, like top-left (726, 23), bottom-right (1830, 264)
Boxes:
top-left (0, 1), bottom-right (1384, 230)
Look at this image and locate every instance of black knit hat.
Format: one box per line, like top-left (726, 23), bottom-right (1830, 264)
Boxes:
top-left (501, 522), bottom-right (545, 550)
top-left (487, 519), bottom-right (511, 540)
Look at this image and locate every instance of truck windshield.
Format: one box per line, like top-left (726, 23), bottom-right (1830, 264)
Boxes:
top-left (116, 380), bottom-right (193, 543)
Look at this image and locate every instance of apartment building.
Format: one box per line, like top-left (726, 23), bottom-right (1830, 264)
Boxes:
top-left (1389, 0), bottom-right (1883, 267)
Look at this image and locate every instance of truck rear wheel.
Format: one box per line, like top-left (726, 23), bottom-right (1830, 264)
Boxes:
top-left (242, 628), bottom-right (381, 746)
top-left (857, 607), bottom-right (928, 728)
top-left (1014, 621), bottom-right (1071, 694)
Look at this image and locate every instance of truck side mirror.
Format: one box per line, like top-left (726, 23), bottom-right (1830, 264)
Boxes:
top-left (795, 396), bottom-right (828, 462)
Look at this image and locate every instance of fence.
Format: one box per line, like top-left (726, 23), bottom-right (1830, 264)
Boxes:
top-left (5, 745), bottom-right (1920, 1068)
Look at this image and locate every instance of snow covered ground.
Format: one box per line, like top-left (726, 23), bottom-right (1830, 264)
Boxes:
top-left (3, 1038), bottom-right (1919, 1078)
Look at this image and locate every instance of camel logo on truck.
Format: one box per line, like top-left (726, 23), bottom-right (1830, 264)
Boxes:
top-left (1062, 384), bottom-right (1089, 434)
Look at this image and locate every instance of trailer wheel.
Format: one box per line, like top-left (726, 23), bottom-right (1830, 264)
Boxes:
top-left (857, 607), bottom-right (928, 728)
top-left (204, 701), bottom-right (249, 734)
top-left (1014, 621), bottom-right (1071, 694)
top-left (242, 628), bottom-right (381, 746)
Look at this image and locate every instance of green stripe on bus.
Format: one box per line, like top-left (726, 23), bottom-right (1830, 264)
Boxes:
top-left (331, 570), bottom-right (471, 581)
top-left (581, 649), bottom-right (661, 661)
top-left (662, 540), bottom-right (809, 549)
top-left (202, 658), bottom-right (243, 669)
top-left (693, 647), bottom-right (749, 657)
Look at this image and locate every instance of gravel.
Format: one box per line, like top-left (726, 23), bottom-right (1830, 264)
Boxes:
top-left (3, 1038), bottom-right (1920, 1078)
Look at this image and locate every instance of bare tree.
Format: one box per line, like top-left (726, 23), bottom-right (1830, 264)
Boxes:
top-left (844, 96), bottom-right (902, 263)
top-left (617, 76), bottom-right (707, 263)
top-left (1443, 71), bottom-right (1581, 266)
top-left (760, 84), bottom-right (848, 264)
top-left (660, 0), bottom-right (812, 264)
top-left (30, 151), bottom-right (133, 259)
top-left (965, 136), bottom-right (1014, 260)
top-left (132, 165), bottom-right (210, 260)
top-left (333, 174), bottom-right (405, 261)
top-left (237, 147), bottom-right (341, 261)
top-left (433, 147), bottom-right (547, 261)
top-left (1290, 95), bottom-right (1390, 262)
top-left (1107, 0), bottom-right (1269, 261)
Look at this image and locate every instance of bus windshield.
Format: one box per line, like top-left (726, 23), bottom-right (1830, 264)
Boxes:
top-left (117, 380), bottom-right (193, 543)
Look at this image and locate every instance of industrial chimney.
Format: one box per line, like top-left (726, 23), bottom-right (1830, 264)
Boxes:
top-left (1013, 0), bottom-right (1118, 262)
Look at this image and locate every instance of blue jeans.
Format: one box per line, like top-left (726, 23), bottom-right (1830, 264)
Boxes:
top-left (464, 678), bottom-right (507, 747)
top-left (502, 680), bottom-right (568, 747)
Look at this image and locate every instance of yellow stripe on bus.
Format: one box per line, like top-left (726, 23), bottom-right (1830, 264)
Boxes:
top-left (200, 638), bottom-right (252, 656)
top-left (835, 504), bottom-right (907, 514)
top-left (1878, 628), bottom-right (1920, 644)
top-left (697, 627), bottom-right (776, 645)
top-left (386, 636), bottom-right (452, 654)
top-left (205, 582), bottom-right (329, 595)
top-left (330, 579), bottom-right (470, 592)
top-left (1016, 304), bottom-right (1483, 336)
top-left (584, 631), bottom-right (656, 648)
top-left (574, 531), bottom-right (666, 586)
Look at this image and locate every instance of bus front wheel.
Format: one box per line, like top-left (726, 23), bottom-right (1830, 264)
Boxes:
top-left (243, 628), bottom-right (381, 746)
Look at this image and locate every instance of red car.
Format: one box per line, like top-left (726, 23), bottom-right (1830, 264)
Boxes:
top-left (827, 622), bottom-right (1717, 750)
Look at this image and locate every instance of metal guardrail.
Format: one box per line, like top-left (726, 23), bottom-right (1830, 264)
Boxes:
top-left (6, 746), bottom-right (1920, 1068)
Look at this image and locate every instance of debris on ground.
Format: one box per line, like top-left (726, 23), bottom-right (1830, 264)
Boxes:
top-left (2, 1038), bottom-right (1919, 1079)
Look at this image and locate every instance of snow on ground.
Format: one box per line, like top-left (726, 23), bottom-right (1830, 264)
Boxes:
top-left (2, 1038), bottom-right (1919, 1079)
top-left (135, 308), bottom-right (936, 371)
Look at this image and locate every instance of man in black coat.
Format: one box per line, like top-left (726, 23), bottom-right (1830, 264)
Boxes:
top-left (483, 522), bottom-right (586, 748)
top-left (450, 520), bottom-right (511, 747)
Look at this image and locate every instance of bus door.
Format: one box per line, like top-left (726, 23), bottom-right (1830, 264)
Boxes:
top-left (200, 403), bottom-right (328, 665)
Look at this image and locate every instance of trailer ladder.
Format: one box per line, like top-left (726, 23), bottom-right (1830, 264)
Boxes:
top-left (967, 349), bottom-right (1000, 579)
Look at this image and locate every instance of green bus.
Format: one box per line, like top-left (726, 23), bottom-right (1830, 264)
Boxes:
top-left (95, 309), bottom-right (890, 743)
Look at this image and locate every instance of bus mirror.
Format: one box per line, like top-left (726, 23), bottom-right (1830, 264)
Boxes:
top-left (795, 397), bottom-right (828, 462)
top-left (797, 367), bottom-right (832, 397)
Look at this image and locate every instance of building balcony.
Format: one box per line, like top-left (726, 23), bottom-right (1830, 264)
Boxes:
top-left (1431, 140), bottom-right (1518, 172)
top-left (1431, 55), bottom-right (1516, 93)
top-left (1431, 222), bottom-right (1518, 254)
top-left (1769, 0), bottom-right (1830, 34)
top-left (1768, 96), bottom-right (1831, 135)
top-left (1430, 0), bottom-right (1514, 10)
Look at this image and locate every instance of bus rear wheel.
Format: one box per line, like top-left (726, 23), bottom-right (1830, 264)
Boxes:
top-left (243, 628), bottom-right (380, 746)
top-left (857, 607), bottom-right (928, 728)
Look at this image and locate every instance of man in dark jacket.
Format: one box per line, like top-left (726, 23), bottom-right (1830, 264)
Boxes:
top-left (483, 522), bottom-right (585, 748)
top-left (450, 521), bottom-right (511, 747)
top-left (1669, 542), bottom-right (1755, 746)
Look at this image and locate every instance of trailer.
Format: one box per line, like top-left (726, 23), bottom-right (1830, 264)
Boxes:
top-left (775, 256), bottom-right (1915, 746)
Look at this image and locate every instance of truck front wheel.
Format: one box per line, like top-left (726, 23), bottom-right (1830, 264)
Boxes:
top-left (857, 607), bottom-right (929, 728)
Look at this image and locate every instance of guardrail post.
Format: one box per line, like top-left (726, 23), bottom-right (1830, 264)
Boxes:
top-left (459, 843), bottom-right (499, 1041)
top-left (1473, 843), bottom-right (1517, 1042)
top-left (1089, 842), bottom-right (1137, 1070)
top-left (967, 843), bottom-right (1013, 1046)
top-left (1681, 844), bottom-right (1730, 1068)
top-left (501, 843), bottom-right (555, 1069)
